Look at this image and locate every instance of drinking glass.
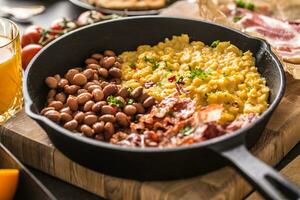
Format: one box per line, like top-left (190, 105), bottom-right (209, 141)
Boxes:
top-left (0, 18), bottom-right (23, 124)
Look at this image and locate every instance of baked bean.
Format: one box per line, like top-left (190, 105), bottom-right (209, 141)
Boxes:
top-left (98, 68), bottom-right (108, 78)
top-left (110, 78), bottom-right (121, 85)
top-left (67, 96), bottom-right (78, 111)
top-left (81, 124), bottom-right (94, 137)
top-left (109, 67), bottom-right (122, 78)
top-left (116, 96), bottom-right (126, 106)
top-left (85, 58), bottom-right (98, 65)
top-left (92, 101), bottom-right (106, 113)
top-left (104, 122), bottom-right (114, 140)
top-left (143, 96), bottom-right (156, 108)
top-left (54, 74), bottom-right (61, 81)
top-left (65, 69), bottom-right (79, 82)
top-left (61, 112), bottom-right (73, 123)
top-left (88, 85), bottom-right (101, 93)
top-left (64, 85), bottom-right (80, 94)
top-left (72, 73), bottom-right (87, 86)
top-left (58, 78), bottom-right (69, 88)
top-left (45, 77), bottom-right (58, 89)
top-left (92, 80), bottom-right (100, 85)
top-left (84, 114), bottom-right (98, 126)
top-left (95, 134), bottom-right (104, 141)
top-left (116, 57), bottom-right (123, 63)
top-left (83, 100), bottom-right (95, 112)
top-left (131, 87), bottom-right (143, 99)
top-left (103, 84), bottom-right (118, 97)
top-left (113, 62), bottom-right (121, 68)
top-left (41, 107), bottom-right (55, 115)
top-left (99, 114), bottom-right (116, 123)
top-left (100, 81), bottom-right (109, 88)
top-left (47, 98), bottom-right (54, 104)
top-left (101, 105), bottom-right (117, 115)
top-left (123, 105), bottom-right (137, 116)
top-left (92, 89), bottom-right (104, 101)
top-left (91, 53), bottom-right (103, 60)
top-left (60, 107), bottom-right (72, 115)
top-left (133, 103), bottom-right (145, 114)
top-left (138, 93), bottom-right (149, 103)
top-left (82, 69), bottom-right (94, 80)
top-left (84, 82), bottom-right (95, 90)
top-left (87, 63), bottom-right (100, 70)
top-left (101, 57), bottom-right (116, 68)
top-left (77, 93), bottom-right (92, 105)
top-left (55, 92), bottom-right (66, 103)
top-left (74, 111), bottom-right (85, 124)
top-left (116, 112), bottom-right (129, 127)
top-left (104, 50), bottom-right (116, 57)
top-left (48, 101), bottom-right (64, 110)
top-left (44, 110), bottom-right (61, 122)
top-left (92, 121), bottom-right (104, 134)
top-left (64, 119), bottom-right (78, 131)
top-left (85, 111), bottom-right (96, 116)
top-left (117, 87), bottom-right (129, 98)
top-left (74, 67), bottom-right (83, 72)
top-left (77, 89), bottom-right (88, 95)
top-left (93, 73), bottom-right (99, 80)
top-left (48, 89), bottom-right (56, 99)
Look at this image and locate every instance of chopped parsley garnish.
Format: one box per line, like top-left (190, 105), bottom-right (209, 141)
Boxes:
top-left (210, 40), bottom-right (220, 48)
top-left (180, 126), bottom-right (194, 136)
top-left (130, 62), bottom-right (136, 69)
top-left (156, 82), bottom-right (162, 87)
top-left (233, 16), bottom-right (243, 22)
top-left (107, 96), bottom-right (124, 108)
top-left (127, 98), bottom-right (134, 105)
top-left (165, 61), bottom-right (173, 72)
top-left (144, 56), bottom-right (156, 63)
top-left (176, 76), bottom-right (185, 84)
top-left (189, 69), bottom-right (209, 80)
top-left (152, 62), bottom-right (159, 70)
top-left (235, 0), bottom-right (255, 11)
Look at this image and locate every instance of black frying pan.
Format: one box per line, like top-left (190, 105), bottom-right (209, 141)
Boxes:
top-left (24, 16), bottom-right (300, 200)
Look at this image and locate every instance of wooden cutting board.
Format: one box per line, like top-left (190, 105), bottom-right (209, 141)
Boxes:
top-left (1, 2), bottom-right (300, 199)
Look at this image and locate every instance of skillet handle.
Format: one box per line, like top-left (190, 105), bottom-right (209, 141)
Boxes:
top-left (215, 144), bottom-right (300, 200)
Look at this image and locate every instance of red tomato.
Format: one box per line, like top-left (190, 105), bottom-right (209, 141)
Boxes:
top-left (50, 18), bottom-right (64, 31)
top-left (21, 25), bottom-right (43, 47)
top-left (21, 44), bottom-right (43, 70)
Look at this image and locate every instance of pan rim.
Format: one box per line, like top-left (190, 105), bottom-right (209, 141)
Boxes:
top-left (23, 16), bottom-right (286, 153)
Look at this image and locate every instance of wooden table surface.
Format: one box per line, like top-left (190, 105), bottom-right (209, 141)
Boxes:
top-left (1, 0), bottom-right (300, 199)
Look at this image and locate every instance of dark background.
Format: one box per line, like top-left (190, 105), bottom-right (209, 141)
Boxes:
top-left (0, 0), bottom-right (299, 199)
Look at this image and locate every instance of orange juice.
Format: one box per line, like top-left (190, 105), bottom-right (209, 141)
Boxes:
top-left (0, 35), bottom-right (23, 124)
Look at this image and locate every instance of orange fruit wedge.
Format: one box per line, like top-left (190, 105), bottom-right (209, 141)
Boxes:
top-left (0, 169), bottom-right (19, 200)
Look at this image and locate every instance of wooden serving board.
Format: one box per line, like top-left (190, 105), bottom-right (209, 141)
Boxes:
top-left (0, 73), bottom-right (300, 200)
top-left (1, 1), bottom-right (300, 199)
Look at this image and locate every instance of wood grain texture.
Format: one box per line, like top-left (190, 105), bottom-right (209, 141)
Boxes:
top-left (0, 73), bottom-right (300, 200)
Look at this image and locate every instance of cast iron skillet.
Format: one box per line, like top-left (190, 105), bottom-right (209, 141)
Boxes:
top-left (24, 16), bottom-right (300, 199)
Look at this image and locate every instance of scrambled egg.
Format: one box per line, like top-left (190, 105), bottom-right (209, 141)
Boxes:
top-left (120, 34), bottom-right (269, 122)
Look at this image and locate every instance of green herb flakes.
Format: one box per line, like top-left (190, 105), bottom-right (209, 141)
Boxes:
top-left (107, 96), bottom-right (124, 108)
top-left (180, 126), bottom-right (194, 136)
top-left (210, 40), bottom-right (220, 48)
top-left (127, 98), bottom-right (134, 105)
top-left (189, 69), bottom-right (209, 80)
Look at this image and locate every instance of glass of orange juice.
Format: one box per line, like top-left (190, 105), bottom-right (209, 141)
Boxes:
top-left (0, 18), bottom-right (23, 125)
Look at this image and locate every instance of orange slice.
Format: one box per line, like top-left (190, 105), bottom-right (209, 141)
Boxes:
top-left (0, 169), bottom-right (19, 200)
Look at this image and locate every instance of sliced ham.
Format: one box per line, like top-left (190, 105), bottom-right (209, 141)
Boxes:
top-left (227, 8), bottom-right (300, 64)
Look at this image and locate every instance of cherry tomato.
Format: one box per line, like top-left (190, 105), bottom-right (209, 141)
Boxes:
top-left (77, 11), bottom-right (104, 26)
top-left (21, 25), bottom-right (43, 47)
top-left (21, 44), bottom-right (43, 70)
